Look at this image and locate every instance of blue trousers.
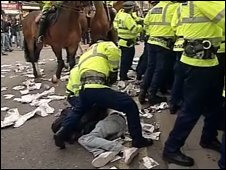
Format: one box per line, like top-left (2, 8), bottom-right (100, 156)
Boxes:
top-left (145, 44), bottom-right (173, 95)
top-left (136, 42), bottom-right (148, 80)
top-left (62, 88), bottom-right (143, 142)
top-left (119, 46), bottom-right (135, 80)
top-left (164, 62), bottom-right (221, 153)
top-left (219, 132), bottom-right (225, 169)
top-left (170, 51), bottom-right (184, 107)
top-left (141, 44), bottom-right (157, 92)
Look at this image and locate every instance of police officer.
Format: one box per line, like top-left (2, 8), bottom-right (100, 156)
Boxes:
top-left (37, 1), bottom-right (62, 44)
top-left (135, 2), bottom-right (158, 81)
top-left (139, 1), bottom-right (178, 105)
top-left (169, 3), bottom-right (185, 114)
top-left (54, 39), bottom-right (153, 149)
top-left (113, 1), bottom-right (143, 81)
top-left (163, 1), bottom-right (225, 166)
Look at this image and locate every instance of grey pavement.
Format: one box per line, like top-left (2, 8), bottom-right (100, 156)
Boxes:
top-left (1, 45), bottom-right (221, 169)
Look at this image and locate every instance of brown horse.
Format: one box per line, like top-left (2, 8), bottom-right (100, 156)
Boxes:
top-left (22, 1), bottom-right (91, 83)
top-left (78, 1), bottom-right (118, 45)
top-left (113, 1), bottom-right (125, 12)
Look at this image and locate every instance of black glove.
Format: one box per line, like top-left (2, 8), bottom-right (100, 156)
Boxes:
top-left (136, 20), bottom-right (143, 25)
top-left (108, 71), bottom-right (118, 85)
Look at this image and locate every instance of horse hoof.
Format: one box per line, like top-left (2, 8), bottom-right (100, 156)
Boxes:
top-left (52, 75), bottom-right (59, 84)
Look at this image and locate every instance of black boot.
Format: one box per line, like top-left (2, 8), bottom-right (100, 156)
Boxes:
top-left (200, 138), bottom-right (221, 153)
top-left (37, 14), bottom-right (48, 44)
top-left (138, 90), bottom-right (146, 104)
top-left (169, 104), bottom-right (180, 114)
top-left (163, 150), bottom-right (194, 166)
top-left (54, 127), bottom-right (67, 149)
top-left (148, 94), bottom-right (167, 105)
top-left (132, 137), bottom-right (153, 148)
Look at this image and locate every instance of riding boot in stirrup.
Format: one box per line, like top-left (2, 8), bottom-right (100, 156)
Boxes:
top-left (37, 16), bottom-right (47, 44)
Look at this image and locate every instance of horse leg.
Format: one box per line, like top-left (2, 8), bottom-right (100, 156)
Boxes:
top-left (51, 47), bottom-right (64, 84)
top-left (24, 38), bottom-right (41, 78)
top-left (67, 45), bottom-right (79, 70)
top-left (34, 45), bottom-right (43, 77)
top-left (64, 48), bottom-right (70, 70)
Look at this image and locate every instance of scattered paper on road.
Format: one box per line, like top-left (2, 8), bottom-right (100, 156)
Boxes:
top-left (1, 109), bottom-right (21, 128)
top-left (20, 89), bottom-right (29, 95)
top-left (1, 107), bottom-right (9, 112)
top-left (47, 95), bottom-right (66, 100)
top-left (142, 156), bottom-right (159, 169)
top-left (1, 87), bottom-right (8, 92)
top-left (13, 85), bottom-right (25, 91)
top-left (142, 132), bottom-right (161, 141)
top-left (3, 94), bottom-right (15, 99)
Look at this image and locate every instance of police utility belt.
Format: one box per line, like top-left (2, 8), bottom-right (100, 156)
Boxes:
top-left (183, 39), bottom-right (219, 59)
top-left (150, 37), bottom-right (175, 49)
top-left (118, 37), bottom-right (135, 46)
top-left (80, 71), bottom-right (107, 85)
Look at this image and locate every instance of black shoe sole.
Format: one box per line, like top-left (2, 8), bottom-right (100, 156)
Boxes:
top-left (54, 135), bottom-right (66, 149)
top-left (162, 155), bottom-right (194, 167)
top-left (200, 144), bottom-right (220, 153)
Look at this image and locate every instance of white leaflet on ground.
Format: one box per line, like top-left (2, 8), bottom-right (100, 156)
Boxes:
top-left (25, 74), bottom-right (35, 78)
top-left (117, 81), bottom-right (127, 89)
top-left (54, 109), bottom-right (63, 117)
top-left (60, 75), bottom-right (69, 81)
top-left (20, 89), bottom-right (29, 95)
top-left (3, 94), bottom-right (15, 99)
top-left (1, 69), bottom-right (11, 72)
top-left (14, 102), bottom-right (54, 128)
top-left (14, 94), bottom-right (38, 103)
top-left (1, 75), bottom-right (5, 78)
top-left (1, 107), bottom-right (9, 112)
top-left (34, 102), bottom-right (55, 116)
top-left (150, 102), bottom-right (169, 111)
top-left (142, 132), bottom-right (161, 141)
top-left (14, 65), bottom-right (29, 73)
top-left (1, 87), bottom-right (8, 91)
top-left (141, 123), bottom-right (155, 133)
top-left (13, 111), bottom-right (36, 128)
top-left (46, 95), bottom-right (66, 100)
top-left (14, 87), bottom-right (55, 104)
top-left (1, 108), bottom-right (21, 128)
top-left (30, 99), bottom-right (52, 107)
top-left (12, 85), bottom-right (25, 91)
top-left (110, 166), bottom-right (118, 169)
top-left (9, 75), bottom-right (18, 78)
top-left (142, 156), bottom-right (159, 169)
top-left (1, 64), bottom-right (12, 68)
top-left (123, 136), bottom-right (132, 142)
top-left (49, 58), bottom-right (55, 61)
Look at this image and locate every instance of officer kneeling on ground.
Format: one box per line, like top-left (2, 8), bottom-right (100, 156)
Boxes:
top-left (53, 39), bottom-right (153, 149)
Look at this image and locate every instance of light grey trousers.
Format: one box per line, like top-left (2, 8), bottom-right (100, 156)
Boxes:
top-left (78, 113), bottom-right (126, 157)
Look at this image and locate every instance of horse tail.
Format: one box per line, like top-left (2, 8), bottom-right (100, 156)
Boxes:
top-left (24, 38), bottom-right (30, 62)
top-left (24, 38), bottom-right (38, 62)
